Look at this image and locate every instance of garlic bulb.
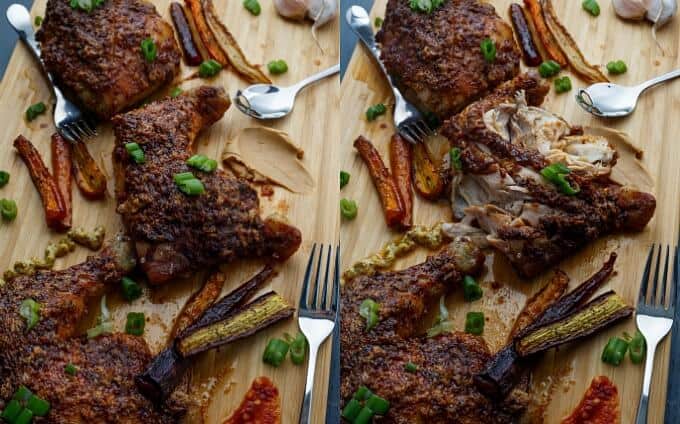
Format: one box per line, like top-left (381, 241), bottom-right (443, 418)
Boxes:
top-left (613, 0), bottom-right (651, 19)
top-left (273, 0), bottom-right (308, 21)
top-left (647, 0), bottom-right (678, 27)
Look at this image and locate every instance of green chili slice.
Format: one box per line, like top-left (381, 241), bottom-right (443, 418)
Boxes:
top-left (601, 336), bottom-right (629, 365)
top-left (365, 103), bottom-right (387, 121)
top-left (340, 198), bottom-right (358, 220)
top-left (262, 338), bottom-right (289, 367)
top-left (629, 330), bottom-right (646, 364)
top-left (465, 311), bottom-right (485, 335)
top-left (359, 299), bottom-right (379, 331)
top-left (289, 332), bottom-right (307, 365)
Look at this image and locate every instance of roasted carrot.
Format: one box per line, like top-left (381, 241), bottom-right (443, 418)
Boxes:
top-left (13, 135), bottom-right (66, 229)
top-left (354, 136), bottom-right (404, 228)
top-left (51, 133), bottom-right (72, 231)
top-left (71, 141), bottom-right (107, 200)
top-left (523, 0), bottom-right (567, 67)
top-left (184, 0), bottom-right (229, 66)
top-left (389, 134), bottom-right (413, 229)
top-left (509, 4), bottom-right (542, 67)
top-left (412, 141), bottom-right (445, 201)
top-left (171, 2), bottom-right (203, 66)
top-left (170, 271), bottom-right (226, 340)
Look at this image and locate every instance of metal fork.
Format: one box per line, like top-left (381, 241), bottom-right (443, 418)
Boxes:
top-left (6, 4), bottom-right (97, 143)
top-left (345, 5), bottom-right (433, 144)
top-left (635, 243), bottom-right (677, 424)
top-left (298, 244), bottom-right (339, 424)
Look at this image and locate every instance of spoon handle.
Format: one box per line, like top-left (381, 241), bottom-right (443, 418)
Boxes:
top-left (636, 69), bottom-right (680, 93)
top-left (292, 64), bottom-right (340, 93)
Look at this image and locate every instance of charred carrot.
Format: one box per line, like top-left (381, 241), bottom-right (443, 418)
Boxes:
top-left (51, 133), bottom-right (73, 231)
top-left (71, 141), bottom-right (107, 200)
top-left (171, 2), bottom-right (203, 66)
top-left (412, 141), bottom-right (445, 201)
top-left (13, 135), bottom-right (66, 229)
top-left (523, 0), bottom-right (567, 67)
top-left (509, 4), bottom-right (542, 66)
top-left (389, 134), bottom-right (413, 229)
top-left (354, 136), bottom-right (404, 228)
top-left (170, 271), bottom-right (226, 340)
top-left (184, 0), bottom-right (229, 66)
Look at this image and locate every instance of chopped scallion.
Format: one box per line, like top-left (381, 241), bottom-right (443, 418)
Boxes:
top-left (404, 362), bottom-right (417, 373)
top-left (601, 336), bottom-right (628, 366)
top-left (289, 332), bottom-right (307, 365)
top-left (359, 299), bottom-right (379, 331)
top-left (186, 154), bottom-right (218, 173)
top-left (25, 102), bottom-right (46, 122)
top-left (140, 38), bottom-right (157, 62)
top-left (540, 163), bottom-right (579, 195)
top-left (64, 363), bottom-right (78, 376)
top-left (262, 338), bottom-right (290, 367)
top-left (340, 171), bottom-right (350, 189)
top-left (1, 199), bottom-right (18, 221)
top-left (173, 172), bottom-right (205, 196)
top-left (124, 142), bottom-right (145, 164)
top-left (480, 38), bottom-right (496, 63)
top-left (365, 103), bottom-right (386, 121)
top-left (462, 275), bottom-right (483, 302)
top-left (19, 299), bottom-right (40, 331)
top-left (121, 277), bottom-right (142, 301)
top-left (465, 311), bottom-right (485, 335)
top-left (243, 0), bottom-right (261, 15)
top-left (0, 171), bottom-right (10, 187)
top-left (267, 59), bottom-right (288, 75)
top-left (198, 59), bottom-right (222, 78)
top-left (450, 147), bottom-right (462, 171)
top-left (125, 312), bottom-right (145, 336)
top-left (170, 86), bottom-right (183, 97)
top-left (340, 198), bottom-right (358, 220)
top-left (27, 394), bottom-right (50, 416)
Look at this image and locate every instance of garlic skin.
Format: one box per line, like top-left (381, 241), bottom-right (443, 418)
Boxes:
top-left (274, 0), bottom-right (308, 21)
top-left (613, 0), bottom-right (652, 19)
top-left (646, 0), bottom-right (678, 27)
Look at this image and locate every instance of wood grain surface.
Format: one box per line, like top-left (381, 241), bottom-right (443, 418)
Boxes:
top-left (0, 0), bottom-right (339, 422)
top-left (340, 1), bottom-right (680, 423)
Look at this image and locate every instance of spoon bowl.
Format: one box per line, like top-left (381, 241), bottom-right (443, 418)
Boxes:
top-left (234, 65), bottom-right (339, 120)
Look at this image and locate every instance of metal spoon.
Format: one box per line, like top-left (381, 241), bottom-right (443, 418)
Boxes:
top-left (235, 64), bottom-right (339, 119)
top-left (576, 69), bottom-right (680, 118)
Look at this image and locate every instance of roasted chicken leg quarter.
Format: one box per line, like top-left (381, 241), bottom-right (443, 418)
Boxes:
top-left (0, 236), bottom-right (181, 423)
top-left (112, 86), bottom-right (302, 285)
top-left (36, 0), bottom-right (181, 119)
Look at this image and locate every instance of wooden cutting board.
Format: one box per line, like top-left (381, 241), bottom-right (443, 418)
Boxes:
top-left (0, 0), bottom-right (339, 422)
top-left (340, 1), bottom-right (680, 423)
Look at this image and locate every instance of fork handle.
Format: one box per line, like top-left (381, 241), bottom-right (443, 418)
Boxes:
top-left (299, 343), bottom-right (320, 424)
top-left (6, 4), bottom-right (50, 78)
top-left (636, 342), bottom-right (658, 424)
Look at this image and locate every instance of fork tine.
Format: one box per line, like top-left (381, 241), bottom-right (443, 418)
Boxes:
top-left (412, 123), bottom-right (428, 139)
top-left (74, 122), bottom-right (90, 139)
top-left (660, 245), bottom-right (670, 307)
top-left (82, 118), bottom-right (97, 136)
top-left (311, 245), bottom-right (324, 308)
top-left (299, 244), bottom-right (317, 310)
top-left (320, 246), bottom-right (332, 309)
top-left (650, 244), bottom-right (663, 306)
top-left (417, 120), bottom-right (432, 137)
top-left (332, 245), bottom-right (340, 315)
top-left (78, 120), bottom-right (93, 137)
top-left (58, 125), bottom-right (78, 143)
top-left (638, 244), bottom-right (655, 307)
top-left (66, 123), bottom-right (84, 142)
top-left (400, 129), bottom-right (417, 145)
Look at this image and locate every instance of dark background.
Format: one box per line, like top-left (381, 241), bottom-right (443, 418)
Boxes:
top-left (0, 0), bottom-right (33, 79)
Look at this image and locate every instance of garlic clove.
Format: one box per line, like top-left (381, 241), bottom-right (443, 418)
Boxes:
top-left (274, 0), bottom-right (309, 21)
top-left (613, 0), bottom-right (652, 20)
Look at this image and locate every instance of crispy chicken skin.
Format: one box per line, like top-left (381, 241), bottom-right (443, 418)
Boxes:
top-left (0, 236), bottom-right (178, 423)
top-left (112, 87), bottom-right (302, 285)
top-left (376, 0), bottom-right (520, 120)
top-left (341, 241), bottom-right (527, 423)
top-left (36, 0), bottom-right (181, 120)
top-left (442, 73), bottom-right (656, 277)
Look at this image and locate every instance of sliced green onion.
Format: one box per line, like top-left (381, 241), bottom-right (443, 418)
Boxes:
top-left (19, 299), bottom-right (40, 331)
top-left (340, 171), bottom-right (350, 189)
top-left (1, 400), bottom-right (22, 422)
top-left (353, 385), bottom-right (372, 401)
top-left (187, 154), bottom-right (218, 173)
top-left (64, 363), bottom-right (78, 376)
top-left (540, 163), bottom-right (579, 195)
top-left (125, 312), bottom-right (145, 336)
top-left (554, 76), bottom-right (572, 94)
top-left (606, 60), bottom-right (627, 75)
top-left (354, 407), bottom-right (375, 424)
top-left (140, 38), bottom-right (157, 62)
top-left (480, 38), bottom-right (496, 63)
top-left (34, 16), bottom-right (43, 26)
top-left (27, 394), bottom-right (50, 416)
top-left (121, 277), bottom-right (142, 301)
top-left (409, 0), bottom-right (445, 13)
top-left (365, 103), bottom-right (386, 121)
top-left (427, 296), bottom-right (455, 337)
top-left (25, 102), bottom-right (46, 121)
top-left (365, 394), bottom-right (390, 415)
top-left (450, 147), bottom-right (462, 171)
top-left (462, 275), bottom-right (483, 302)
top-left (14, 408), bottom-right (33, 424)
top-left (262, 338), bottom-right (290, 367)
top-left (243, 0), bottom-right (261, 15)
top-left (69, 0), bottom-right (105, 13)
top-left (601, 336), bottom-right (628, 366)
top-left (359, 299), bottom-right (379, 331)
top-left (629, 330), bottom-right (646, 364)
top-left (1, 199), bottom-right (18, 221)
top-left (538, 60), bottom-right (561, 78)
top-left (13, 386), bottom-right (32, 402)
top-left (173, 172), bottom-right (195, 182)
top-left (124, 142), bottom-right (145, 164)
top-left (340, 198), bottom-right (358, 220)
top-left (465, 311), bottom-right (485, 335)
top-left (289, 332), bottom-right (307, 365)
top-left (582, 0), bottom-right (600, 16)
top-left (199, 59), bottom-right (222, 78)
top-left (374, 17), bottom-right (383, 27)
top-left (170, 86), bottom-right (183, 97)
top-left (404, 362), bottom-right (418, 373)
top-left (0, 171), bottom-right (10, 187)
top-left (86, 321), bottom-right (113, 339)
top-left (342, 398), bottom-right (362, 421)
top-left (267, 59), bottom-right (288, 75)
top-left (173, 172), bottom-right (206, 196)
